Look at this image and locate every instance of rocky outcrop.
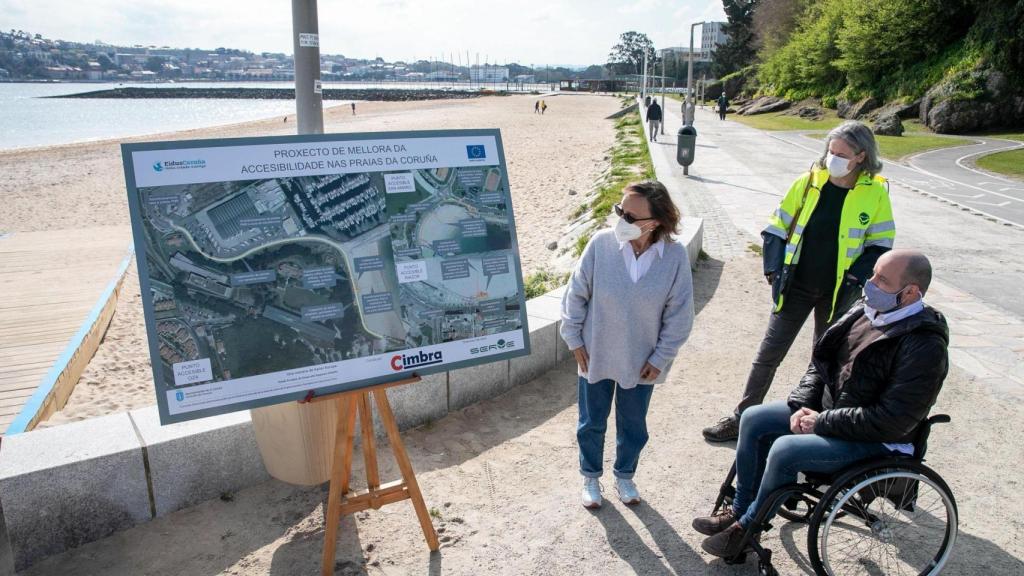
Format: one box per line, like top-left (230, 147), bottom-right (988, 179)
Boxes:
top-left (837, 96), bottom-right (879, 119)
top-left (873, 114), bottom-right (904, 136)
top-left (782, 99), bottom-right (826, 120)
top-left (867, 99), bottom-right (920, 121)
top-left (920, 68), bottom-right (1024, 134)
top-left (736, 96), bottom-right (791, 115)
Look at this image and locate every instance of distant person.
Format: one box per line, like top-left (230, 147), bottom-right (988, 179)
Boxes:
top-left (646, 99), bottom-right (663, 142)
top-left (644, 94), bottom-right (652, 108)
top-left (695, 250), bottom-right (947, 558)
top-left (283, 116), bottom-right (288, 123)
top-left (702, 121), bottom-right (896, 442)
top-left (540, 100), bottom-right (548, 115)
top-left (685, 97), bottom-right (696, 126)
top-left (717, 92), bottom-right (728, 121)
top-left (351, 102), bottom-right (356, 115)
top-left (561, 180), bottom-right (695, 509)
top-left (534, 100), bottom-right (541, 114)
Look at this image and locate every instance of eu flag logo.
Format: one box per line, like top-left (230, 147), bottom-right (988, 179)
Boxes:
top-left (466, 145), bottom-right (486, 160)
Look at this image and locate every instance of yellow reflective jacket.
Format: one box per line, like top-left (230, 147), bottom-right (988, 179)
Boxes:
top-left (763, 167), bottom-right (895, 321)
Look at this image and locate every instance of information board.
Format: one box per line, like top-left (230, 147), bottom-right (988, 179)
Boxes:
top-left (122, 130), bottom-right (530, 424)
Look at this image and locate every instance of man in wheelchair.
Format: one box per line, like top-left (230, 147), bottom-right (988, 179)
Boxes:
top-left (693, 249), bottom-right (949, 559)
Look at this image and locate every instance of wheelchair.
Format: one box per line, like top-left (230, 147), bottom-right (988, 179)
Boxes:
top-left (710, 414), bottom-right (958, 576)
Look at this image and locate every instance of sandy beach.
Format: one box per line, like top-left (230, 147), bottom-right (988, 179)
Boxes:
top-left (0, 93), bottom-right (622, 426)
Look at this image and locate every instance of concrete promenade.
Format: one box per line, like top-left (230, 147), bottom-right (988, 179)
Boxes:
top-left (9, 104), bottom-right (1024, 575)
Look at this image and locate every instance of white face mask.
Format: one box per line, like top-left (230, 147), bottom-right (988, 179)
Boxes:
top-left (614, 217), bottom-right (647, 243)
top-left (826, 152), bottom-right (854, 178)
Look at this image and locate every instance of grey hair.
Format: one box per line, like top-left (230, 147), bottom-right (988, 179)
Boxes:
top-left (817, 120), bottom-right (883, 177)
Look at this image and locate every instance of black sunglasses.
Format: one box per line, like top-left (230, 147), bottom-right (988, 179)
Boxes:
top-left (614, 203), bottom-right (656, 224)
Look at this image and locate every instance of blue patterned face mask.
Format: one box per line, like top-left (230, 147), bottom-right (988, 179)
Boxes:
top-left (863, 280), bottom-right (909, 313)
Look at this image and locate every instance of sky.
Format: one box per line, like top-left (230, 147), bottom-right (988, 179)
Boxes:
top-left (1, 0), bottom-right (727, 66)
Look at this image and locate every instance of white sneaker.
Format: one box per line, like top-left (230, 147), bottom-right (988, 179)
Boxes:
top-left (581, 477), bottom-right (603, 509)
top-left (615, 478), bottom-right (641, 505)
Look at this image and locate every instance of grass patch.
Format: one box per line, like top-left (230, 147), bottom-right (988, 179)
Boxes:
top-left (976, 149), bottom-right (1024, 179)
top-left (874, 133), bottom-right (972, 160)
top-left (524, 268), bottom-right (570, 299)
top-left (588, 112), bottom-right (655, 223)
top-left (747, 243), bottom-right (763, 256)
top-left (573, 229), bottom-right (594, 257)
top-left (730, 110), bottom-right (844, 131)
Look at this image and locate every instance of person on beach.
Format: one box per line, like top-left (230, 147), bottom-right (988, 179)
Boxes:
top-left (535, 100), bottom-right (541, 114)
top-left (703, 120), bottom-right (896, 442)
top-left (694, 249), bottom-right (947, 558)
top-left (646, 99), bottom-right (663, 142)
top-left (561, 180), bottom-right (695, 509)
top-left (540, 100), bottom-right (548, 115)
top-left (351, 102), bottom-right (356, 115)
top-left (717, 92), bottom-right (728, 120)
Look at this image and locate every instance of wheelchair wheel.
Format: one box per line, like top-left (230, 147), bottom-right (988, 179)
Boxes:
top-left (807, 461), bottom-right (957, 576)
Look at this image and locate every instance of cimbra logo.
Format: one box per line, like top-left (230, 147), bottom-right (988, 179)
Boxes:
top-left (390, 350), bottom-right (444, 371)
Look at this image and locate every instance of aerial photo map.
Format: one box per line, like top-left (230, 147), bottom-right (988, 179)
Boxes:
top-left (125, 132), bottom-right (528, 423)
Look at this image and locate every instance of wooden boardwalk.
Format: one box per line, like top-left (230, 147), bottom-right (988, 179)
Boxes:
top-left (0, 226), bottom-right (132, 434)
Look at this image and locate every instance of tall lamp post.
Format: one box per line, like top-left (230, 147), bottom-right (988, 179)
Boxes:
top-left (660, 50), bottom-right (666, 135)
top-left (686, 20), bottom-right (704, 126)
top-left (292, 0), bottom-right (323, 134)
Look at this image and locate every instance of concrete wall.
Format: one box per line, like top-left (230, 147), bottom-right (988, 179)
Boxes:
top-left (0, 217), bottom-right (702, 571)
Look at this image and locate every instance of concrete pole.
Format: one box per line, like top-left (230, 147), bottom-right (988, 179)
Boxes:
top-left (686, 21), bottom-right (704, 126)
top-left (660, 52), bottom-right (666, 135)
top-left (641, 50), bottom-right (648, 100)
top-left (292, 0), bottom-right (323, 134)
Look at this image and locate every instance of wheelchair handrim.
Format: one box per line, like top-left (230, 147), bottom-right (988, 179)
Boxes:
top-left (820, 470), bottom-right (958, 576)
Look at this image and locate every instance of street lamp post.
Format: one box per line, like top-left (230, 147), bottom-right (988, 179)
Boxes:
top-left (660, 51), bottom-right (666, 135)
top-left (292, 0), bottom-right (323, 134)
top-left (686, 21), bottom-right (704, 126)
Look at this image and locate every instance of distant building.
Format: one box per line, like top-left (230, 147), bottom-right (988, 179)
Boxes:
top-left (702, 21), bottom-right (728, 56)
top-left (469, 65), bottom-right (509, 83)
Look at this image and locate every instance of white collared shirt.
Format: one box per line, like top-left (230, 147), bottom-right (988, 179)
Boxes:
top-left (619, 238), bottom-right (665, 283)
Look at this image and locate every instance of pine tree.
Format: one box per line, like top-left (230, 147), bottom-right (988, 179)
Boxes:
top-left (713, 0), bottom-right (760, 78)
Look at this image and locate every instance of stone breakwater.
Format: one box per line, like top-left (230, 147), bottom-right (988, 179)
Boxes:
top-left (50, 87), bottom-right (505, 101)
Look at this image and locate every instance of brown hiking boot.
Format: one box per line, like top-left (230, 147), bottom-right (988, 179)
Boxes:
top-left (701, 521), bottom-right (759, 558)
top-left (692, 508), bottom-right (737, 536)
top-left (702, 415), bottom-right (739, 442)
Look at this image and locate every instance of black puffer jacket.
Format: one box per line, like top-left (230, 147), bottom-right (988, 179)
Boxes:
top-left (788, 302), bottom-right (949, 445)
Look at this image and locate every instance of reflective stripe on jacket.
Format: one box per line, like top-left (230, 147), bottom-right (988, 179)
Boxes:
top-left (763, 167), bottom-right (895, 321)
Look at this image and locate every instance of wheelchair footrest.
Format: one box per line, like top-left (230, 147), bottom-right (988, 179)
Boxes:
top-left (723, 552), bottom-right (747, 565)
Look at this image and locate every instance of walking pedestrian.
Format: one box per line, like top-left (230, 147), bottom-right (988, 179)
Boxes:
top-left (717, 92), bottom-right (728, 121)
top-left (540, 100), bottom-right (548, 115)
top-left (562, 180), bottom-right (695, 509)
top-left (534, 100), bottom-right (540, 114)
top-left (702, 121), bottom-right (896, 442)
top-left (351, 102), bottom-right (356, 115)
top-left (646, 99), bottom-right (663, 142)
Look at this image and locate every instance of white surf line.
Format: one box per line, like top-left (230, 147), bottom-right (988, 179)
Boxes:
top-left (767, 131), bottom-right (1024, 229)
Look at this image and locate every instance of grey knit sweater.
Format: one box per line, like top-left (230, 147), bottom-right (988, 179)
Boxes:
top-left (560, 229), bottom-right (695, 388)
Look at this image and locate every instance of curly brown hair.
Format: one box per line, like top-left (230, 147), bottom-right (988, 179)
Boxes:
top-left (623, 180), bottom-right (680, 244)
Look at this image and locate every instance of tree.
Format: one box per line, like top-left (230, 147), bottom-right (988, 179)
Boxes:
top-left (713, 0), bottom-right (760, 78)
top-left (608, 31), bottom-right (657, 76)
top-left (753, 0), bottom-right (805, 54)
top-left (144, 56), bottom-right (165, 73)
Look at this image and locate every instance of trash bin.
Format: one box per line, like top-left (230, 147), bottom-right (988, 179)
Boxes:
top-left (677, 125), bottom-right (697, 175)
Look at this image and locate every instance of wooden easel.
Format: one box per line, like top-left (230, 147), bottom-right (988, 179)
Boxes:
top-left (310, 375), bottom-right (439, 576)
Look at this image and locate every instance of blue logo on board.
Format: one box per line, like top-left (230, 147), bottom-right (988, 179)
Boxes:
top-left (175, 391), bottom-right (184, 402)
top-left (153, 161), bottom-right (164, 172)
top-left (466, 145), bottom-right (486, 160)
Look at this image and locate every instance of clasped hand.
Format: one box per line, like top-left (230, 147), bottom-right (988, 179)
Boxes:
top-left (790, 407), bottom-right (819, 435)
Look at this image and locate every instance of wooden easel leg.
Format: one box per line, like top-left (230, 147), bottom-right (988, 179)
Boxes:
top-left (321, 396), bottom-right (353, 576)
top-left (373, 389), bottom-right (440, 551)
top-left (339, 395), bottom-right (357, 495)
top-left (358, 392), bottom-right (381, 498)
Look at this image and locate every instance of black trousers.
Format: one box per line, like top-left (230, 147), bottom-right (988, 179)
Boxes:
top-left (734, 281), bottom-right (859, 415)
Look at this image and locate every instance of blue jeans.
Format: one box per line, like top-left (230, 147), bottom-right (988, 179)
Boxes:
top-left (733, 401), bottom-right (891, 528)
top-left (577, 377), bottom-right (654, 480)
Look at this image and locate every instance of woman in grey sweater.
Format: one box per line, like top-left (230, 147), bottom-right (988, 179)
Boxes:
top-left (560, 180), bottom-right (695, 509)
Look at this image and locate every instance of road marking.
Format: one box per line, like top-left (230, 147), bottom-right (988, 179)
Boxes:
top-left (950, 139), bottom-right (1024, 184)
top-left (973, 200), bottom-right (1012, 207)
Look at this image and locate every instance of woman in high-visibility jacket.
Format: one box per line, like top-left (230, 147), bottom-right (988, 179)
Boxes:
top-left (703, 120), bottom-right (895, 442)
